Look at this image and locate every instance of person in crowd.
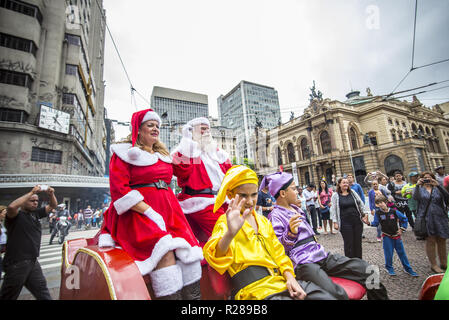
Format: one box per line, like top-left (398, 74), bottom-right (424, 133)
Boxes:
top-left (76, 209), bottom-right (84, 230)
top-left (330, 177), bottom-right (370, 259)
top-left (203, 165), bottom-right (336, 300)
top-left (444, 175), bottom-right (449, 194)
top-left (83, 205), bottom-right (93, 229)
top-left (303, 184), bottom-right (320, 235)
top-left (0, 206), bottom-right (6, 280)
top-left (266, 171), bottom-right (389, 300)
top-left (49, 203), bottom-right (70, 245)
top-left (93, 208), bottom-right (101, 228)
top-left (171, 117), bottom-right (232, 245)
top-left (0, 185), bottom-right (57, 300)
top-left (413, 172), bottom-right (449, 274)
top-left (256, 183), bottom-right (275, 218)
top-left (313, 185), bottom-right (323, 232)
top-left (402, 171), bottom-right (422, 239)
top-left (347, 173), bottom-right (365, 204)
top-left (435, 166), bottom-right (447, 187)
top-left (317, 180), bottom-right (334, 235)
top-left (98, 108), bottom-right (202, 300)
top-left (48, 209), bottom-right (56, 235)
top-left (368, 179), bottom-right (385, 242)
top-left (388, 171), bottom-right (414, 230)
top-left (369, 195), bottom-right (419, 277)
top-left (296, 187), bottom-right (308, 222)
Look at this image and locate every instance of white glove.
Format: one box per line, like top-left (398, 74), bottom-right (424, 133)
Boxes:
top-left (182, 124), bottom-right (193, 139)
top-left (143, 207), bottom-right (166, 231)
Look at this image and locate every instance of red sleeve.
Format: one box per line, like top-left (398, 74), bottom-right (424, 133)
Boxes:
top-left (172, 152), bottom-right (194, 180)
top-left (109, 154), bottom-right (144, 214)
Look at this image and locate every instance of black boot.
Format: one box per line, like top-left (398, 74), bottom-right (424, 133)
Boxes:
top-left (181, 281), bottom-right (201, 300)
top-left (366, 283), bottom-right (389, 300)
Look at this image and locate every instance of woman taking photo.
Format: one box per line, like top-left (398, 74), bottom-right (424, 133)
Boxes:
top-left (330, 177), bottom-right (369, 259)
top-left (98, 109), bottom-right (203, 300)
top-left (318, 180), bottom-right (334, 234)
top-left (413, 171), bottom-right (449, 273)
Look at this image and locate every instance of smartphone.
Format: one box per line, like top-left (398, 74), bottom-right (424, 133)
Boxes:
top-left (40, 185), bottom-right (49, 191)
top-left (422, 179), bottom-right (431, 184)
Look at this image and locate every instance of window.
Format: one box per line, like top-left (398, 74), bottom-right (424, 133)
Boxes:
top-left (388, 118), bottom-right (393, 125)
top-left (65, 64), bottom-right (78, 76)
top-left (276, 146), bottom-right (282, 166)
top-left (287, 143), bottom-right (296, 163)
top-left (349, 127), bottom-right (358, 150)
top-left (64, 33), bottom-right (81, 46)
top-left (0, 0), bottom-right (43, 24)
top-left (31, 147), bottom-right (62, 164)
top-left (0, 33), bottom-right (37, 56)
top-left (300, 138), bottom-right (309, 160)
top-left (0, 69), bottom-right (33, 89)
top-left (0, 108), bottom-right (27, 123)
top-left (320, 131), bottom-right (331, 154)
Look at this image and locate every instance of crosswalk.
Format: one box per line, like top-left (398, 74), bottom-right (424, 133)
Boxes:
top-left (38, 234), bottom-right (64, 271)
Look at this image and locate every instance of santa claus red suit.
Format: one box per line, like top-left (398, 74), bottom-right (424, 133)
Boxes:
top-left (171, 117), bottom-right (232, 244)
top-left (98, 109), bottom-right (203, 299)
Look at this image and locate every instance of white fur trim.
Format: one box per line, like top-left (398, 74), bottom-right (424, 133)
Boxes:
top-left (187, 117), bottom-right (210, 128)
top-left (178, 196), bottom-right (217, 214)
top-left (98, 233), bottom-right (116, 248)
top-left (176, 260), bottom-right (202, 286)
top-left (149, 264), bottom-right (183, 297)
top-left (111, 143), bottom-right (172, 166)
top-left (143, 207), bottom-right (167, 231)
top-left (201, 153), bottom-right (225, 191)
top-left (113, 190), bottom-right (144, 215)
top-left (142, 110), bottom-right (162, 126)
top-left (134, 235), bottom-right (203, 276)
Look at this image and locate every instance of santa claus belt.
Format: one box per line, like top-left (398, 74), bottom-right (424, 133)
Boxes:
top-left (130, 180), bottom-right (169, 190)
top-left (184, 186), bottom-right (217, 196)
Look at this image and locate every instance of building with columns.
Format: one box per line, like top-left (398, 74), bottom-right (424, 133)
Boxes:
top-left (254, 88), bottom-right (449, 188)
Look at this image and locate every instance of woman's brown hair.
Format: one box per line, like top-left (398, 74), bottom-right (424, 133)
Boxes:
top-left (420, 171), bottom-right (436, 180)
top-left (336, 177), bottom-right (349, 194)
top-left (118, 132), bottom-right (170, 157)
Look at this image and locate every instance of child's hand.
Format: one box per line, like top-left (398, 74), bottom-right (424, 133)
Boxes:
top-left (398, 229), bottom-right (403, 236)
top-left (225, 195), bottom-right (251, 237)
top-left (288, 214), bottom-right (302, 234)
top-left (285, 272), bottom-right (306, 300)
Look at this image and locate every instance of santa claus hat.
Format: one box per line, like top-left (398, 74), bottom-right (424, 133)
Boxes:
top-left (131, 109), bottom-right (162, 146)
top-left (187, 117), bottom-right (210, 128)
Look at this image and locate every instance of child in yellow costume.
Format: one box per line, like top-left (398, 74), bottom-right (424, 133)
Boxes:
top-left (203, 165), bottom-right (336, 300)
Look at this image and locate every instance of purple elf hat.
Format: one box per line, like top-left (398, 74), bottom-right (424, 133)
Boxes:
top-left (260, 172), bottom-right (294, 199)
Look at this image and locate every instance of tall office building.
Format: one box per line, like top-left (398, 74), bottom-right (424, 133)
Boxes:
top-left (0, 0), bottom-right (109, 211)
top-left (217, 80), bottom-right (281, 161)
top-left (151, 86), bottom-right (208, 152)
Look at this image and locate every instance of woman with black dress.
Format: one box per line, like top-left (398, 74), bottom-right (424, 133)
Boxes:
top-left (330, 177), bottom-right (369, 259)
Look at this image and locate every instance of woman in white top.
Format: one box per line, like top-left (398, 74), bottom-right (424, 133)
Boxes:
top-left (0, 206), bottom-right (7, 279)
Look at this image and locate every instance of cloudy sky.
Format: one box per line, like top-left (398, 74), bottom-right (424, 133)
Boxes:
top-left (101, 0), bottom-right (449, 139)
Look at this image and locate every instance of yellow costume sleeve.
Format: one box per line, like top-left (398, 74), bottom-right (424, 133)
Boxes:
top-left (203, 214), bottom-right (234, 275)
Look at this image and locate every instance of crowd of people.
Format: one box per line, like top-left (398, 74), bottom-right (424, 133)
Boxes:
top-left (0, 107), bottom-right (448, 301)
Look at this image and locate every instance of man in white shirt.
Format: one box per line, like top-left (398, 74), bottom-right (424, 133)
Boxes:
top-left (303, 184), bottom-right (320, 235)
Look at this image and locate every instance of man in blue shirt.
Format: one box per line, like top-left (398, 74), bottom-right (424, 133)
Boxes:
top-left (347, 174), bottom-right (365, 204)
top-left (256, 186), bottom-right (275, 217)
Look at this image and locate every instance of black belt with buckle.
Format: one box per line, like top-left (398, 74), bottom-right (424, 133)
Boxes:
top-left (293, 235), bottom-right (317, 249)
top-left (184, 186), bottom-right (217, 196)
top-left (130, 180), bottom-right (169, 190)
top-left (230, 265), bottom-right (278, 298)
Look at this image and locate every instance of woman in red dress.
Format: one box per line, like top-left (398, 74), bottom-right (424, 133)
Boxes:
top-left (99, 109), bottom-right (203, 299)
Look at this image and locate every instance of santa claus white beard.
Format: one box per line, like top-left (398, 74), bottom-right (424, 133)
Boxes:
top-left (196, 133), bottom-right (217, 153)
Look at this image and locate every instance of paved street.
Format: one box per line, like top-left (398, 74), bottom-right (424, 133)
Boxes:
top-left (2, 220), bottom-right (446, 300)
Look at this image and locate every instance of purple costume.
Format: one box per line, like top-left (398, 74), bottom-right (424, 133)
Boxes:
top-left (262, 172), bottom-right (389, 300)
top-left (269, 204), bottom-right (328, 267)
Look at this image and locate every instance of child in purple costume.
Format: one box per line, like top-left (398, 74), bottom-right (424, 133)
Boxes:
top-left (262, 172), bottom-right (389, 300)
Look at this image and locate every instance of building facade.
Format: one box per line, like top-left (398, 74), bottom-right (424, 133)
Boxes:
top-left (208, 116), bottom-right (236, 160)
top-left (217, 80), bottom-right (281, 162)
top-left (255, 88), bottom-right (449, 188)
top-left (0, 0), bottom-right (109, 211)
top-left (151, 86), bottom-right (208, 153)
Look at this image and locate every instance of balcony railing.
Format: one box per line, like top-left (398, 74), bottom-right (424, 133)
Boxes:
top-left (0, 174), bottom-right (109, 188)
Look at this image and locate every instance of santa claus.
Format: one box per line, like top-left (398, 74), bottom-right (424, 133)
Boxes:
top-left (171, 117), bottom-right (232, 245)
top-left (98, 108), bottom-right (203, 300)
